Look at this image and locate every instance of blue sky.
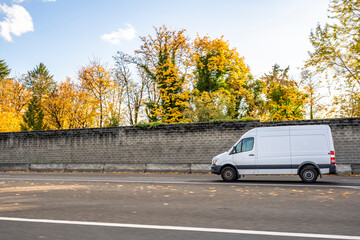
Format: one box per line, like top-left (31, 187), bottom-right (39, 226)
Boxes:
top-left (0, 0), bottom-right (330, 82)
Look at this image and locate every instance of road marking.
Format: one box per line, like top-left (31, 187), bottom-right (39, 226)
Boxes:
top-left (0, 217), bottom-right (359, 239)
top-left (1, 176), bottom-right (359, 189)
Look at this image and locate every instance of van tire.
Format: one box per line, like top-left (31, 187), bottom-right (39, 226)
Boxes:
top-left (221, 166), bottom-right (237, 182)
top-left (299, 166), bottom-right (318, 183)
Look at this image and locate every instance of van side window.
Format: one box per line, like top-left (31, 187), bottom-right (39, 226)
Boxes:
top-left (235, 137), bottom-right (254, 153)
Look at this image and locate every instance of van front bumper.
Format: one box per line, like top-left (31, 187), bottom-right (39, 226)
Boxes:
top-left (211, 164), bottom-right (221, 174)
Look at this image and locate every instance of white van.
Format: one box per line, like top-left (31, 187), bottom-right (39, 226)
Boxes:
top-left (211, 125), bottom-right (336, 183)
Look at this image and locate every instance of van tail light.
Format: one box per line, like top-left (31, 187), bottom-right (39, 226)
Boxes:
top-left (330, 151), bottom-right (335, 164)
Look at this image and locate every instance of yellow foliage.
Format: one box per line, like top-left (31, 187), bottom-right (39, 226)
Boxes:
top-left (0, 78), bottom-right (30, 132)
top-left (78, 61), bottom-right (116, 127)
top-left (135, 25), bottom-right (192, 123)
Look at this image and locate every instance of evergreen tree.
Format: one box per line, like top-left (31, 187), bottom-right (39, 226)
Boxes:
top-left (0, 59), bottom-right (11, 80)
top-left (25, 62), bottom-right (55, 100)
top-left (21, 63), bottom-right (54, 131)
top-left (21, 96), bottom-right (47, 131)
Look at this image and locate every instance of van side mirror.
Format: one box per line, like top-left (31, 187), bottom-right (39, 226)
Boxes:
top-left (231, 146), bottom-right (236, 154)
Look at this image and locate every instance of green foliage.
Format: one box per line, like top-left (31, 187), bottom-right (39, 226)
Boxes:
top-left (21, 96), bottom-right (47, 131)
top-left (306, 0), bottom-right (360, 84)
top-left (208, 117), bottom-right (254, 123)
top-left (194, 53), bottom-right (226, 92)
top-left (188, 89), bottom-right (232, 122)
top-left (0, 59), bottom-right (11, 80)
top-left (192, 36), bottom-right (251, 121)
top-left (239, 75), bottom-right (266, 119)
top-left (262, 64), bottom-right (307, 121)
top-left (134, 121), bottom-right (163, 129)
top-left (105, 116), bottom-right (120, 127)
top-left (25, 63), bottom-right (55, 99)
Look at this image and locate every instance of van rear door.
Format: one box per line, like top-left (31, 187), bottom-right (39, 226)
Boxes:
top-left (290, 126), bottom-right (331, 174)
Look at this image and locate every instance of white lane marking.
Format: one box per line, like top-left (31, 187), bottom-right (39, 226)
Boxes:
top-left (0, 217), bottom-right (359, 239)
top-left (0, 176), bottom-right (360, 189)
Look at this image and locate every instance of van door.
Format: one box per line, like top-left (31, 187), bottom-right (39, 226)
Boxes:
top-left (290, 126), bottom-right (331, 174)
top-left (257, 127), bottom-right (291, 174)
top-left (232, 137), bottom-right (256, 175)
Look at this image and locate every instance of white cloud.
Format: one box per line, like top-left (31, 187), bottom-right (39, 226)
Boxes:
top-left (101, 24), bottom-right (136, 45)
top-left (0, 4), bottom-right (34, 42)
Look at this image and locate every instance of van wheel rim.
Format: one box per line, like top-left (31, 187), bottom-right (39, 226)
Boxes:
top-left (304, 170), bottom-right (314, 180)
top-left (225, 171), bottom-right (233, 179)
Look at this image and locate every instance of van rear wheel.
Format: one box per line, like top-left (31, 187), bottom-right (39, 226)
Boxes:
top-left (221, 166), bottom-right (237, 182)
top-left (299, 166), bottom-right (318, 183)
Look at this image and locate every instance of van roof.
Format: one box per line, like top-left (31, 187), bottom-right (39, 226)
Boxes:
top-left (242, 125), bottom-right (331, 137)
top-left (254, 125), bottom-right (330, 131)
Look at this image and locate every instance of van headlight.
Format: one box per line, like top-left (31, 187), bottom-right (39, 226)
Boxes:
top-left (212, 159), bottom-right (218, 165)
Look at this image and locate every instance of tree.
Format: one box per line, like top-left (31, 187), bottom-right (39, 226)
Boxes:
top-left (239, 75), bottom-right (266, 119)
top-left (25, 63), bottom-right (55, 101)
top-left (305, 0), bottom-right (360, 117)
top-left (113, 52), bottom-right (147, 125)
top-left (67, 88), bottom-right (97, 129)
top-left (332, 82), bottom-right (360, 117)
top-left (0, 59), bottom-right (11, 80)
top-left (187, 89), bottom-right (232, 122)
top-left (261, 64), bottom-right (307, 121)
top-left (192, 35), bottom-right (251, 119)
top-left (78, 61), bottom-right (114, 127)
top-left (300, 70), bottom-right (325, 119)
top-left (43, 78), bottom-right (78, 129)
top-left (21, 95), bottom-right (47, 131)
top-left (132, 25), bottom-right (192, 123)
top-left (0, 78), bottom-right (30, 132)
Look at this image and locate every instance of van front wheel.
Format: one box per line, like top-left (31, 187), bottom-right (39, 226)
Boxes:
top-left (221, 166), bottom-right (237, 182)
top-left (299, 166), bottom-right (318, 183)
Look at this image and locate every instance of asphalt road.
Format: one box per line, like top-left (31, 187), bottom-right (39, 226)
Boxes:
top-left (0, 172), bottom-right (360, 240)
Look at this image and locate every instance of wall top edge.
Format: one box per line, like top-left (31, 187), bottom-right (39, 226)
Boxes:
top-left (0, 117), bottom-right (359, 136)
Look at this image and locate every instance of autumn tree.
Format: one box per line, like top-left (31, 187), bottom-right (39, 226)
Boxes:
top-left (43, 78), bottom-right (77, 129)
top-left (330, 81), bottom-right (360, 118)
top-left (0, 77), bottom-right (30, 132)
top-left (0, 60), bottom-right (30, 132)
top-left (78, 61), bottom-right (114, 127)
top-left (262, 64), bottom-right (307, 121)
top-left (187, 89), bottom-right (232, 122)
top-left (240, 75), bottom-right (266, 119)
top-left (67, 88), bottom-right (97, 129)
top-left (192, 35), bottom-right (251, 120)
top-left (305, 0), bottom-right (360, 117)
top-left (130, 25), bottom-right (192, 123)
top-left (106, 75), bottom-right (125, 127)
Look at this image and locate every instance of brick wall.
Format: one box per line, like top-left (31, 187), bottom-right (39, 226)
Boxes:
top-left (0, 118), bottom-right (359, 173)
